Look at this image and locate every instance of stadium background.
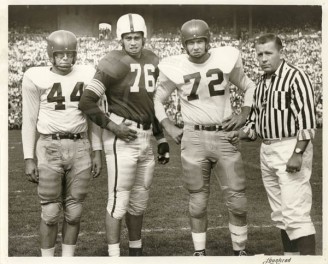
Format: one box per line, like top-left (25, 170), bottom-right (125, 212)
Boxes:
top-left (8, 4), bottom-right (323, 258)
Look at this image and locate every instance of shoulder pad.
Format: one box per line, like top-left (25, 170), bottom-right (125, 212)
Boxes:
top-left (142, 49), bottom-right (160, 66)
top-left (210, 46), bottom-right (240, 73)
top-left (158, 54), bottom-right (188, 83)
top-left (24, 66), bottom-right (51, 79)
top-left (97, 50), bottom-right (130, 79)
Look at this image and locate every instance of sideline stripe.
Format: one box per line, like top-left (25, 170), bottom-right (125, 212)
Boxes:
top-left (9, 222), bottom-right (322, 239)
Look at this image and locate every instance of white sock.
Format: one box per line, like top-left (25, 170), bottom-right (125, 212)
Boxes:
top-left (229, 223), bottom-right (248, 251)
top-left (62, 244), bottom-right (76, 257)
top-left (191, 232), bottom-right (206, 251)
top-left (41, 247), bottom-right (55, 257)
top-left (129, 239), bottom-right (142, 248)
top-left (284, 252), bottom-right (300, 255)
top-left (108, 243), bottom-right (120, 257)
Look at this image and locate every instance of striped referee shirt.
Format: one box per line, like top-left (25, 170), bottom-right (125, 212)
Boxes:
top-left (244, 59), bottom-right (316, 141)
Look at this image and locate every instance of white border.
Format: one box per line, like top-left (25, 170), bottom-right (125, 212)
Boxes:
top-left (1, 1), bottom-right (327, 264)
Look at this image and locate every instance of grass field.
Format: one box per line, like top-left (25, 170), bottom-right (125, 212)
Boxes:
top-left (8, 129), bottom-right (323, 257)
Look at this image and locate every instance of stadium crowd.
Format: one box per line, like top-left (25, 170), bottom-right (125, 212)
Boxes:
top-left (8, 25), bottom-right (323, 129)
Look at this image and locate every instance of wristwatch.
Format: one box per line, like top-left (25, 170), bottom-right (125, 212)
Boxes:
top-left (294, 148), bottom-right (304, 154)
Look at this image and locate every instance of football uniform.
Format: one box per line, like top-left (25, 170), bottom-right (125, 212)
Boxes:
top-left (22, 65), bottom-right (100, 224)
top-left (155, 46), bottom-right (255, 252)
top-left (81, 48), bottom-right (163, 219)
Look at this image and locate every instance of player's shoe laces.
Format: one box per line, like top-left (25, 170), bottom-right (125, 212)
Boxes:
top-left (234, 250), bottom-right (248, 256)
top-left (193, 249), bottom-right (206, 256)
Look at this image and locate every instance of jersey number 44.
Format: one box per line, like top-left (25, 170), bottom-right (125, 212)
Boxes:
top-left (47, 82), bottom-right (84, 110)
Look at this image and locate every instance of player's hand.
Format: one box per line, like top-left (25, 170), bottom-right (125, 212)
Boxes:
top-left (222, 113), bottom-right (246, 131)
top-left (157, 139), bottom-right (170, 164)
top-left (111, 120), bottom-right (138, 143)
top-left (286, 152), bottom-right (303, 174)
top-left (24, 159), bottom-right (39, 183)
top-left (226, 131), bottom-right (240, 146)
top-left (162, 119), bottom-right (183, 145)
top-left (92, 150), bottom-right (102, 178)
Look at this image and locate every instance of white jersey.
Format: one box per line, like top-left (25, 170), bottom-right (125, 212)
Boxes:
top-left (22, 65), bottom-right (97, 159)
top-left (154, 46), bottom-right (255, 125)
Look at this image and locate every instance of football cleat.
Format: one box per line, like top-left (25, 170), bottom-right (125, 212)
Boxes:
top-left (193, 249), bottom-right (206, 256)
top-left (234, 250), bottom-right (248, 256)
top-left (129, 247), bottom-right (143, 256)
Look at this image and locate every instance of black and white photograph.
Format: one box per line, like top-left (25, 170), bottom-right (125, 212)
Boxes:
top-left (1, 0), bottom-right (326, 264)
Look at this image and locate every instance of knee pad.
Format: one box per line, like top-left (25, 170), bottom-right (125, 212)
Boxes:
top-left (41, 202), bottom-right (62, 225)
top-left (189, 190), bottom-right (209, 218)
top-left (64, 200), bottom-right (83, 224)
top-left (127, 189), bottom-right (149, 216)
top-left (107, 191), bottom-right (130, 220)
top-left (226, 192), bottom-right (247, 216)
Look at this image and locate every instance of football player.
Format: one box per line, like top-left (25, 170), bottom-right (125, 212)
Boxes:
top-left (154, 19), bottom-right (256, 256)
top-left (22, 30), bottom-right (102, 257)
top-left (79, 13), bottom-right (170, 257)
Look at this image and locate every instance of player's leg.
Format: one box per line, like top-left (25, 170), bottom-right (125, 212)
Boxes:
top-left (36, 137), bottom-right (64, 256)
top-left (126, 131), bottom-right (155, 256)
top-left (181, 127), bottom-right (210, 256)
top-left (275, 140), bottom-right (316, 255)
top-left (103, 130), bottom-right (139, 256)
top-left (60, 138), bottom-right (92, 256)
top-left (214, 132), bottom-right (247, 256)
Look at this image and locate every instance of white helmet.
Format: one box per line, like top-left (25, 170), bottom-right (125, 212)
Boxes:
top-left (116, 13), bottom-right (147, 39)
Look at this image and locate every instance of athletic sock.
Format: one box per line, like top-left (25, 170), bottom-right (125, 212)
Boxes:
top-left (62, 244), bottom-right (76, 257)
top-left (41, 247), bottom-right (55, 257)
top-left (129, 239), bottom-right (142, 248)
top-left (108, 243), bottom-right (120, 257)
top-left (229, 223), bottom-right (248, 251)
top-left (191, 232), bottom-right (206, 251)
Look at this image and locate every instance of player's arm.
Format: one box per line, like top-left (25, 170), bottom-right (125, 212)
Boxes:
top-left (223, 52), bottom-right (256, 131)
top-left (286, 71), bottom-right (316, 173)
top-left (79, 73), bottom-right (137, 142)
top-left (226, 105), bottom-right (258, 145)
top-left (22, 72), bottom-right (40, 183)
top-left (154, 72), bottom-right (183, 144)
top-left (87, 116), bottom-right (103, 178)
top-left (152, 117), bottom-right (170, 164)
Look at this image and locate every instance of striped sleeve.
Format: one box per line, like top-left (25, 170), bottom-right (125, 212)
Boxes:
top-left (79, 78), bottom-right (110, 128)
top-left (22, 71), bottom-right (40, 159)
top-left (292, 70), bottom-right (316, 140)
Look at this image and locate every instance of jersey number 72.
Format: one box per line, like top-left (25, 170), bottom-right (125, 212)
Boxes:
top-left (184, 68), bottom-right (224, 101)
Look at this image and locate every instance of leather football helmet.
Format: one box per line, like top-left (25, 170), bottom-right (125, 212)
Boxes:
top-left (116, 13), bottom-right (147, 39)
top-left (46, 30), bottom-right (78, 65)
top-left (180, 19), bottom-right (210, 49)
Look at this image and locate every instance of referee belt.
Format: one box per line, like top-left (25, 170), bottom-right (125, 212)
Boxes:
top-left (194, 124), bottom-right (223, 131)
top-left (49, 133), bottom-right (85, 140)
top-left (262, 137), bottom-right (295, 145)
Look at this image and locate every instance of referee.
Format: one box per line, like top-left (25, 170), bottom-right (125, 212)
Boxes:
top-left (228, 33), bottom-right (316, 255)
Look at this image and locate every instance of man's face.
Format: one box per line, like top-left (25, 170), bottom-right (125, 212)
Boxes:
top-left (255, 41), bottom-right (282, 76)
top-left (185, 38), bottom-right (207, 59)
top-left (122, 32), bottom-right (144, 58)
top-left (53, 52), bottom-right (75, 75)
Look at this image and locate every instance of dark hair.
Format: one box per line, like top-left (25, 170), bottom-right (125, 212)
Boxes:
top-left (255, 33), bottom-right (283, 50)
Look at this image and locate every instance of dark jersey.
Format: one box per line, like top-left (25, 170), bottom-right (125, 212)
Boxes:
top-left (79, 48), bottom-right (163, 139)
top-left (95, 49), bottom-right (159, 124)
